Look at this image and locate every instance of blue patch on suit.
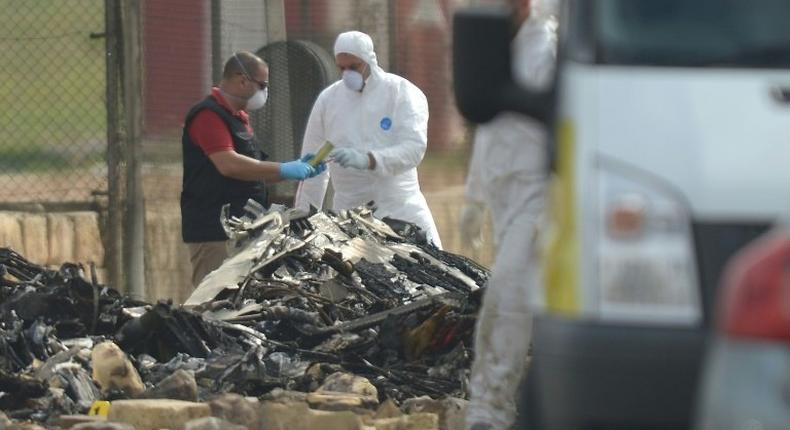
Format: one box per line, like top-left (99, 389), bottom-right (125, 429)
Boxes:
top-left (380, 117), bottom-right (392, 131)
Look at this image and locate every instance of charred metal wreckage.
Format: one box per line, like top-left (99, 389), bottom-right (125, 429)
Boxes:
top-left (0, 203), bottom-right (488, 425)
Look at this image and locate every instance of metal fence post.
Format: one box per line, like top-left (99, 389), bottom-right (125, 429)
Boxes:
top-left (263, 0), bottom-right (292, 203)
top-left (264, 0), bottom-right (287, 42)
top-left (211, 0), bottom-right (223, 84)
top-left (120, 0), bottom-right (146, 300)
top-left (105, 0), bottom-right (124, 291)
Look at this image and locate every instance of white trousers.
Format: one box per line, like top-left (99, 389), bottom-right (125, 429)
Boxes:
top-left (465, 216), bottom-right (539, 430)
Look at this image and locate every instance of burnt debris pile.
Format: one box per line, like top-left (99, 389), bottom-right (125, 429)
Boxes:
top-left (0, 203), bottom-right (488, 424)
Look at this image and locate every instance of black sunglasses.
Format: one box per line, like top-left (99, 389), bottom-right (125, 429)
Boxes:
top-left (240, 74), bottom-right (268, 91)
top-left (233, 53), bottom-right (268, 90)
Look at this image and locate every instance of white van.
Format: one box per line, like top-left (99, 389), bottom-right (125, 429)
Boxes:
top-left (454, 0), bottom-right (790, 428)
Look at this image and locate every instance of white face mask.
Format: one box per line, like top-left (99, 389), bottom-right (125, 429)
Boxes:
top-left (342, 69), bottom-right (365, 92)
top-left (246, 87), bottom-right (268, 111)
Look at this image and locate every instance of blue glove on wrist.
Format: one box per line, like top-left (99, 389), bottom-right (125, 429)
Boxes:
top-left (331, 147), bottom-right (370, 170)
top-left (280, 154), bottom-right (321, 180)
top-left (306, 154), bottom-right (328, 178)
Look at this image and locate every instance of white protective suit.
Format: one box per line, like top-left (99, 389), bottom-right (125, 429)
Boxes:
top-left (294, 31), bottom-right (442, 248)
top-left (464, 7), bottom-right (558, 430)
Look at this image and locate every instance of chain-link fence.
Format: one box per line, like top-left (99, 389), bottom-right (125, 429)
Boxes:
top-left (140, 0), bottom-right (497, 301)
top-left (279, 0), bottom-right (494, 264)
top-left (0, 0), bottom-right (108, 278)
top-left (0, 0), bottom-right (107, 203)
top-left (1, 0), bottom-right (495, 301)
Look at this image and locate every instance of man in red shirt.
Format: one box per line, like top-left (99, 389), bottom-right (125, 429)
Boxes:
top-left (181, 51), bottom-right (325, 288)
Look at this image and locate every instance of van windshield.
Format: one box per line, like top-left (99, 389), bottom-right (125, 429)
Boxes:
top-left (598, 0), bottom-right (790, 68)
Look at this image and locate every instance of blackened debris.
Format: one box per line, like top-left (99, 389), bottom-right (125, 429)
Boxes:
top-left (0, 204), bottom-right (490, 424)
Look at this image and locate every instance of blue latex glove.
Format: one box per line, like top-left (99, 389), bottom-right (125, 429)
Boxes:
top-left (280, 154), bottom-right (320, 180)
top-left (308, 155), bottom-right (328, 178)
top-left (331, 147), bottom-right (370, 170)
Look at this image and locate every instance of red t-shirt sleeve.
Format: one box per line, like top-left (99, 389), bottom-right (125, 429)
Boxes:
top-left (187, 109), bottom-right (235, 155)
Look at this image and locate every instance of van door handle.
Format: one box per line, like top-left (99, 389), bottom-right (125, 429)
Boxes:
top-left (770, 86), bottom-right (790, 104)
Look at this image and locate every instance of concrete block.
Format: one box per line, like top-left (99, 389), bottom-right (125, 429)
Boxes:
top-left (260, 401), bottom-right (308, 430)
top-left (163, 215), bottom-right (182, 270)
top-left (184, 416), bottom-right (245, 430)
top-left (438, 397), bottom-right (467, 430)
top-left (370, 413), bottom-right (439, 430)
top-left (142, 208), bottom-right (192, 301)
top-left (7, 422), bottom-right (48, 430)
top-left (306, 392), bottom-right (377, 413)
top-left (71, 421), bottom-right (135, 430)
top-left (401, 396), bottom-right (467, 430)
top-left (0, 212), bottom-right (24, 254)
top-left (57, 414), bottom-right (106, 428)
top-left (306, 372), bottom-right (379, 412)
top-left (0, 411), bottom-right (12, 427)
top-left (71, 211), bottom-right (104, 264)
top-left (144, 369), bottom-right (197, 402)
top-left (374, 399), bottom-right (403, 420)
top-left (207, 393), bottom-right (260, 430)
top-left (91, 342), bottom-right (145, 397)
top-left (146, 269), bottom-right (191, 304)
top-left (318, 372), bottom-right (378, 399)
top-left (144, 216), bottom-right (165, 270)
top-left (307, 408), bottom-right (366, 430)
top-left (145, 210), bottom-right (181, 270)
top-left (260, 388), bottom-right (308, 404)
top-left (93, 267), bottom-right (108, 285)
top-left (261, 401), bottom-right (365, 430)
top-left (47, 213), bottom-right (75, 264)
top-left (20, 214), bottom-right (48, 265)
top-left (107, 399), bottom-right (211, 430)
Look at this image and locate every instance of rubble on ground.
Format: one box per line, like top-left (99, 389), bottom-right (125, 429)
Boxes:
top-left (0, 203), bottom-right (487, 428)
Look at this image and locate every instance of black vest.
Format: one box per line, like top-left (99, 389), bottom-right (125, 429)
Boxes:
top-left (180, 96), bottom-right (268, 242)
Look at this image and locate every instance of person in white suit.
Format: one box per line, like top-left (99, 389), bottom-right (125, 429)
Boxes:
top-left (294, 31), bottom-right (442, 249)
top-left (461, 0), bottom-right (559, 428)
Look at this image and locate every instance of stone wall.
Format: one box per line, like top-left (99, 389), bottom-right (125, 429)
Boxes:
top-left (0, 211), bottom-right (106, 281)
top-left (144, 208), bottom-right (193, 303)
top-left (0, 209), bottom-right (194, 304)
top-left (0, 181), bottom-right (491, 305)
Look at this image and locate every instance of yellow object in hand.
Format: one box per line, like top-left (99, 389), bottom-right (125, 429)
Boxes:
top-left (309, 141), bottom-right (335, 167)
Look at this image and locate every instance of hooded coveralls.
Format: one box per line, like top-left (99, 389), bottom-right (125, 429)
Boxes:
top-left (464, 11), bottom-right (558, 430)
top-left (294, 31), bottom-right (442, 248)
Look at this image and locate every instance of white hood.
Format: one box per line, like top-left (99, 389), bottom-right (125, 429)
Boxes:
top-left (333, 31), bottom-right (385, 79)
